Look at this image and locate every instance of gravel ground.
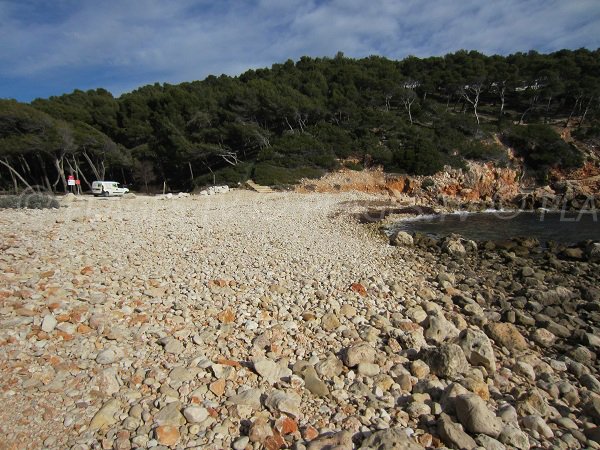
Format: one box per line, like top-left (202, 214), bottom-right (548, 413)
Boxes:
top-left (0, 190), bottom-right (599, 450)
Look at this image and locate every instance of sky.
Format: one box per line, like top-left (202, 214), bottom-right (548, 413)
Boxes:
top-left (1, 0), bottom-right (599, 102)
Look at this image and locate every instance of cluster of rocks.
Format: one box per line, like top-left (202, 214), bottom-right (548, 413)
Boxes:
top-left (199, 186), bottom-right (230, 196)
top-left (0, 191), bottom-right (598, 449)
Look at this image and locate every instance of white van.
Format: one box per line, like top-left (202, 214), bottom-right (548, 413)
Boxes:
top-left (92, 181), bottom-right (129, 197)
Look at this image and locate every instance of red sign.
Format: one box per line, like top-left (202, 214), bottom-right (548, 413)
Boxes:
top-left (75, 179), bottom-right (81, 185)
top-left (68, 175), bottom-right (74, 181)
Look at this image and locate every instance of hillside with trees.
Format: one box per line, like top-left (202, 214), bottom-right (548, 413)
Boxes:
top-left (1, 49), bottom-right (599, 193)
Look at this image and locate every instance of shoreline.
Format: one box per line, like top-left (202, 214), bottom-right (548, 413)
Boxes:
top-left (0, 191), bottom-right (599, 449)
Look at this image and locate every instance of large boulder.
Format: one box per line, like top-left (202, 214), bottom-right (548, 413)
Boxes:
top-left (455, 393), bottom-right (503, 438)
top-left (457, 328), bottom-right (496, 372)
top-left (359, 428), bottom-right (424, 449)
top-left (485, 322), bottom-right (528, 352)
top-left (423, 343), bottom-right (470, 378)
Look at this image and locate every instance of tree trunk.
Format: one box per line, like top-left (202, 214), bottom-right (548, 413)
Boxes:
top-left (53, 157), bottom-right (68, 193)
top-left (188, 161), bottom-right (194, 185)
top-left (82, 150), bottom-right (102, 181)
top-left (565, 96), bottom-right (581, 128)
top-left (36, 153), bottom-right (52, 192)
top-left (0, 158), bottom-right (32, 191)
top-left (578, 96), bottom-right (594, 128)
top-left (544, 96), bottom-right (552, 123)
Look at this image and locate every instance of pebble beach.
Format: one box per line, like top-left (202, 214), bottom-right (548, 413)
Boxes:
top-left (0, 190), bottom-right (599, 449)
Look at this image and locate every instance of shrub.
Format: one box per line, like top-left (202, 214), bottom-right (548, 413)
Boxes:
top-left (504, 124), bottom-right (583, 170)
top-left (253, 163), bottom-right (324, 185)
top-left (0, 193), bottom-right (59, 209)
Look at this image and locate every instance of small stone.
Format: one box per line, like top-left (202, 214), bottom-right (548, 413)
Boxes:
top-left (521, 415), bottom-right (554, 439)
top-left (183, 406), bottom-right (209, 423)
top-left (265, 390), bottom-right (301, 418)
top-left (233, 436), bottom-right (250, 450)
top-left (155, 425), bottom-right (180, 447)
top-left (169, 367), bottom-right (196, 382)
top-left (96, 349), bottom-right (118, 365)
top-left (307, 431), bottom-right (353, 450)
top-left (343, 342), bottom-right (375, 367)
top-left (41, 314), bottom-right (57, 332)
top-left (154, 401), bottom-right (186, 426)
top-left (531, 328), bottom-right (556, 347)
top-left (357, 362), bottom-right (380, 377)
top-left (301, 366), bottom-right (330, 397)
top-left (249, 416), bottom-right (273, 443)
top-left (254, 359), bottom-right (291, 384)
top-left (89, 399), bottom-right (121, 430)
top-left (392, 231), bottom-right (414, 246)
top-left (228, 388), bottom-right (262, 409)
top-left (316, 355), bottom-right (344, 378)
top-left (162, 337), bottom-right (184, 354)
top-left (498, 424), bottom-right (530, 450)
top-left (210, 379), bottom-right (226, 396)
top-left (321, 313), bottom-right (340, 332)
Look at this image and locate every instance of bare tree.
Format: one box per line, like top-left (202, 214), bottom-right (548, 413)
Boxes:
top-left (460, 82), bottom-right (484, 125)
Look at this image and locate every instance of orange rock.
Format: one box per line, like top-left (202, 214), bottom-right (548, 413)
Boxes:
top-left (209, 379), bottom-right (226, 396)
top-left (217, 309), bottom-right (235, 324)
top-left (350, 283), bottom-right (367, 297)
top-left (40, 271), bottom-right (55, 278)
top-left (77, 324), bottom-right (92, 334)
top-left (80, 266), bottom-right (93, 276)
top-left (207, 407), bottom-right (219, 418)
top-left (56, 331), bottom-right (73, 341)
top-left (275, 417), bottom-right (298, 435)
top-left (16, 289), bottom-right (33, 299)
top-left (129, 314), bottom-right (148, 325)
top-left (264, 431), bottom-right (286, 450)
top-left (209, 279), bottom-right (229, 288)
top-left (216, 358), bottom-right (241, 368)
top-left (155, 425), bottom-right (180, 447)
top-left (302, 425), bottom-right (319, 441)
top-left (0, 291), bottom-right (11, 299)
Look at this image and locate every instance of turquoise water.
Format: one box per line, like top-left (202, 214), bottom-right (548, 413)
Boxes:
top-left (393, 211), bottom-right (600, 244)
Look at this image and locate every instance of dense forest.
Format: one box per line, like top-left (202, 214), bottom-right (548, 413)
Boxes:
top-left (1, 49), bottom-right (599, 193)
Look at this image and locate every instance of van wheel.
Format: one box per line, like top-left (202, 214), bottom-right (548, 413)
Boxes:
top-left (102, 191), bottom-right (109, 197)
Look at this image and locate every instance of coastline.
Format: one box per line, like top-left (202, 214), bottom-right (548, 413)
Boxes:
top-left (0, 191), bottom-right (598, 449)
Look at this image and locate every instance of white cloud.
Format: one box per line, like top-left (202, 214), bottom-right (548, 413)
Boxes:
top-left (0, 0), bottom-right (598, 98)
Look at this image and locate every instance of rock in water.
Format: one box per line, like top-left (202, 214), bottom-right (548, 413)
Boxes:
top-left (455, 393), bottom-right (503, 438)
top-left (392, 231), bottom-right (414, 246)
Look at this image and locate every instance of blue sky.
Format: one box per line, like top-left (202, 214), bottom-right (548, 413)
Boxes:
top-left (1, 0), bottom-right (599, 102)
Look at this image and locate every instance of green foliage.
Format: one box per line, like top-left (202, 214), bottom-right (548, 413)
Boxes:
top-left (504, 124), bottom-right (583, 170)
top-left (252, 163), bottom-right (324, 186)
top-left (2, 49), bottom-right (598, 191)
